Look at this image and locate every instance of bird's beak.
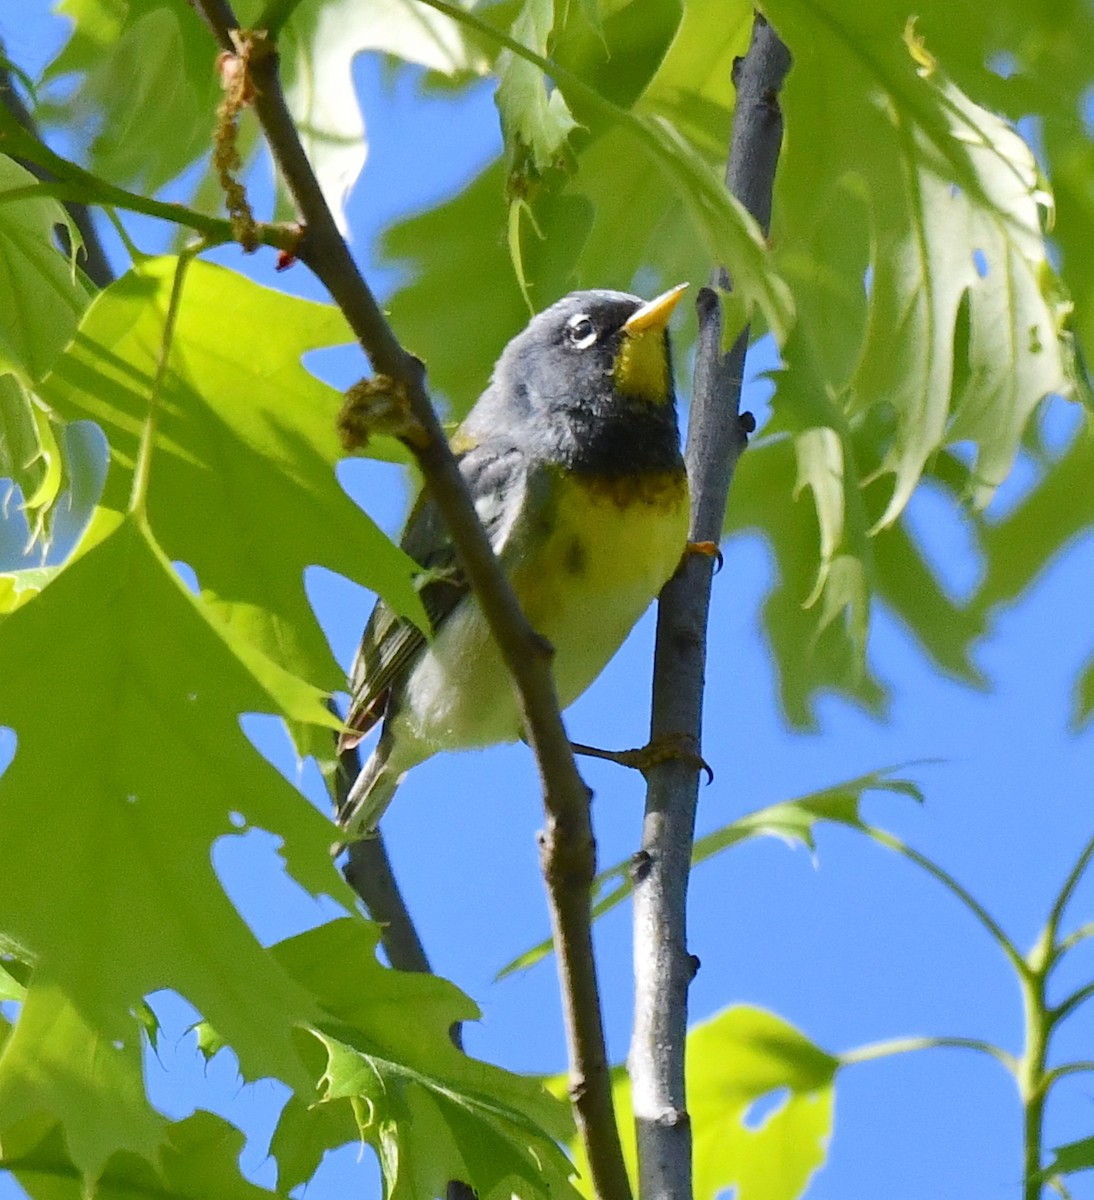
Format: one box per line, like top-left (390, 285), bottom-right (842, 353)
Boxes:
top-left (623, 283), bottom-right (689, 336)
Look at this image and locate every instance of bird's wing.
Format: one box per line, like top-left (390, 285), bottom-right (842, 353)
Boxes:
top-left (340, 439), bottom-right (526, 749)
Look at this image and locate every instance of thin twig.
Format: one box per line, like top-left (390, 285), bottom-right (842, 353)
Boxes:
top-left (867, 827), bottom-right (1028, 978)
top-left (1050, 979), bottom-right (1094, 1027)
top-left (189, 7), bottom-right (628, 1195)
top-left (1043, 1060), bottom-right (1094, 1086)
top-left (0, 108), bottom-right (299, 253)
top-left (1056, 920), bottom-right (1094, 956)
top-left (629, 15), bottom-right (791, 1198)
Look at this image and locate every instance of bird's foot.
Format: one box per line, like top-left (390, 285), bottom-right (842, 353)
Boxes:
top-left (570, 732), bottom-right (713, 783)
top-left (338, 376), bottom-right (429, 451)
top-left (674, 539), bottom-right (723, 576)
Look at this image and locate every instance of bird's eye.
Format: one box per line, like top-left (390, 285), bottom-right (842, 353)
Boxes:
top-left (566, 314), bottom-right (597, 349)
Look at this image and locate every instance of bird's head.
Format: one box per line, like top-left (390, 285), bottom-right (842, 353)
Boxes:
top-left (495, 284), bottom-right (688, 416)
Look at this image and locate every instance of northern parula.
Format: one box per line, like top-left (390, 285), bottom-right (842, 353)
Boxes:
top-left (338, 284), bottom-right (690, 839)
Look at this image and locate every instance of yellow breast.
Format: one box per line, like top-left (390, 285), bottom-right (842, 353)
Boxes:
top-left (509, 468), bottom-right (690, 708)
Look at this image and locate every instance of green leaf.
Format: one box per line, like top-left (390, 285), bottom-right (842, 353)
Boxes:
top-left (553, 1006), bottom-right (836, 1200)
top-left (0, 375), bottom-right (52, 521)
top-left (766, 2), bottom-right (1074, 525)
top-left (0, 958), bottom-right (27, 1002)
top-left (496, 0), bottom-right (580, 191)
top-left (500, 768), bottom-right (920, 976)
top-left (0, 380), bottom-right (107, 556)
top-left (736, 351), bottom-right (987, 723)
top-left (384, 0), bottom-right (789, 409)
top-left (39, 257), bottom-right (426, 689)
top-left (1043, 1132), bottom-right (1094, 1180)
top-left (0, 155), bottom-right (89, 385)
top-left (384, 162), bottom-right (536, 416)
top-left (270, 919), bottom-right (580, 1200)
top-left (0, 514), bottom-right (351, 1181)
top-left (44, 0), bottom-right (482, 231)
top-left (2, 1110), bottom-right (289, 1200)
top-left (0, 568), bottom-right (58, 613)
top-left (44, 1), bottom-right (222, 196)
top-left (977, 425), bottom-right (1094, 610)
top-left (271, 0), bottom-right (485, 230)
top-left (972, 422), bottom-right (1094, 723)
top-left (726, 435), bottom-right (887, 725)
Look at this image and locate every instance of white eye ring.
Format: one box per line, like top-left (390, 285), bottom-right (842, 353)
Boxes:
top-left (566, 314), bottom-right (597, 349)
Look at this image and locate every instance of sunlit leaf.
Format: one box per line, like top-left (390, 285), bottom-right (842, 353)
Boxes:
top-left (766, 1), bottom-right (1074, 526)
top-left (552, 1006), bottom-right (836, 1200)
top-left (2, 1110), bottom-right (288, 1200)
top-left (270, 919), bottom-right (580, 1200)
top-left (0, 514), bottom-right (349, 1180)
top-left (496, 0), bottom-right (579, 190)
top-left (39, 257), bottom-right (426, 689)
top-left (0, 155), bottom-right (89, 384)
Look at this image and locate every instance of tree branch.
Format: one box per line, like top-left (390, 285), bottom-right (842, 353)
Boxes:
top-left (335, 742), bottom-right (433, 975)
top-left (629, 15), bottom-right (791, 1198)
top-left (189, 7), bottom-right (628, 1195)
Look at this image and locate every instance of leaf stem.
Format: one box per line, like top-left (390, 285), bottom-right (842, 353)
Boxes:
top-left (1056, 921), bottom-right (1094, 956)
top-left (189, 6), bottom-right (630, 1197)
top-left (866, 826), bottom-right (1028, 977)
top-left (0, 50), bottom-right (114, 287)
top-left (129, 251), bottom-right (194, 516)
top-left (1043, 1061), bottom-right (1094, 1086)
top-left (1050, 980), bottom-right (1094, 1028)
top-left (0, 105), bottom-right (298, 252)
top-left (1044, 829), bottom-right (1094, 961)
top-left (838, 1035), bottom-right (1016, 1071)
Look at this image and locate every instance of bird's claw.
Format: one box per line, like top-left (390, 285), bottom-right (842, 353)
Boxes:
top-left (678, 540), bottom-right (724, 574)
top-left (571, 732), bottom-right (713, 783)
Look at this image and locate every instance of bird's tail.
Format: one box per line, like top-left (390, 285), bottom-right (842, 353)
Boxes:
top-left (337, 741), bottom-right (403, 845)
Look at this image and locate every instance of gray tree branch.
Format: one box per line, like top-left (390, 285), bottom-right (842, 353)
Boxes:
top-left (189, 7), bottom-right (629, 1196)
top-left (629, 14), bottom-right (792, 1198)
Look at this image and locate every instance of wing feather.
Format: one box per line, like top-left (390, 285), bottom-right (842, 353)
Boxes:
top-left (340, 440), bottom-right (525, 748)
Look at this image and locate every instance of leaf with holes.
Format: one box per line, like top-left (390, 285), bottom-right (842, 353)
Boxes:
top-left (552, 1006), bottom-right (837, 1200)
top-left (0, 514), bottom-right (351, 1181)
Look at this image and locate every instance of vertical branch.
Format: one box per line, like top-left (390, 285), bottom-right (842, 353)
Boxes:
top-left (629, 14), bottom-right (791, 1198)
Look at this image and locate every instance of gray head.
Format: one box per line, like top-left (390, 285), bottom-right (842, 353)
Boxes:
top-left (461, 286), bottom-right (688, 469)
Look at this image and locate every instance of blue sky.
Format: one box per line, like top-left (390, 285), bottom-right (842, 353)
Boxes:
top-left (4, 6), bottom-right (1094, 1199)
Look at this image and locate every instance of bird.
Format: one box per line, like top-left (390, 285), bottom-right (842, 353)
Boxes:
top-left (337, 284), bottom-right (691, 841)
